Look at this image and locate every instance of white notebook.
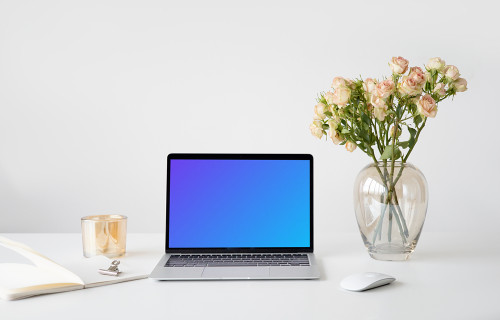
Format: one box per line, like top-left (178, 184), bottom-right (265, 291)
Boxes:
top-left (0, 235), bottom-right (148, 300)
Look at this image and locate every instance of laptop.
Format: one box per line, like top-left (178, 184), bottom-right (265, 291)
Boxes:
top-left (150, 153), bottom-right (320, 280)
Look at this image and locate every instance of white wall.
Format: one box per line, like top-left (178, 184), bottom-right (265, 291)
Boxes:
top-left (1, 0), bottom-right (499, 235)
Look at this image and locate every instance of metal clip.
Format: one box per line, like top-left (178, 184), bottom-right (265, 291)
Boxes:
top-left (98, 260), bottom-right (121, 276)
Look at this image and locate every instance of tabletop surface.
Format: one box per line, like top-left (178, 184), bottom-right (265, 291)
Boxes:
top-left (1, 232), bottom-right (499, 320)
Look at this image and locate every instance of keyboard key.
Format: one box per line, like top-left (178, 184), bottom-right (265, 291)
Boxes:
top-left (165, 253), bottom-right (310, 267)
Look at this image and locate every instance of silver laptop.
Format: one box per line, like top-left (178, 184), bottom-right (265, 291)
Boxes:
top-left (150, 153), bottom-right (320, 280)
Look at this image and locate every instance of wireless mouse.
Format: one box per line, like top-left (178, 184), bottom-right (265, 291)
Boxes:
top-left (340, 272), bottom-right (396, 291)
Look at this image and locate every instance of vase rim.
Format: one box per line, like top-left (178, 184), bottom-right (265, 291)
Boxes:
top-left (370, 160), bottom-right (412, 167)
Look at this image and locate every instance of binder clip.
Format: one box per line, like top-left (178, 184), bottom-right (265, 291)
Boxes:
top-left (98, 260), bottom-right (121, 276)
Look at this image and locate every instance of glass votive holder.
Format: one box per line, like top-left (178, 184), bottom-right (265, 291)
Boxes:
top-left (81, 214), bottom-right (127, 258)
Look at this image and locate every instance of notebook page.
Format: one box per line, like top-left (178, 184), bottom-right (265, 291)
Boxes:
top-left (0, 236), bottom-right (83, 286)
top-left (62, 255), bottom-right (148, 287)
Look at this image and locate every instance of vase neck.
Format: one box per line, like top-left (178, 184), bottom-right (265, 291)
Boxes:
top-left (373, 161), bottom-right (406, 168)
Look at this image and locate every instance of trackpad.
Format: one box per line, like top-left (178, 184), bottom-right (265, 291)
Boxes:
top-left (202, 267), bottom-right (270, 279)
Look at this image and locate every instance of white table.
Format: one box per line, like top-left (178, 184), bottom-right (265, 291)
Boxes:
top-left (1, 233), bottom-right (499, 320)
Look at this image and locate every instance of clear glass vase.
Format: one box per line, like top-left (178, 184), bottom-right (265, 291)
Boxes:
top-left (353, 161), bottom-right (428, 261)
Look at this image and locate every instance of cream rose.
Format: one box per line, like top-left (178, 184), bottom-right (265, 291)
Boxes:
top-left (310, 121), bottom-right (324, 139)
top-left (399, 76), bottom-right (423, 96)
top-left (370, 94), bottom-right (387, 109)
top-left (433, 83), bottom-right (446, 96)
top-left (424, 71), bottom-right (432, 83)
top-left (373, 105), bottom-right (388, 121)
top-left (324, 92), bottom-right (335, 105)
top-left (370, 94), bottom-right (388, 121)
top-left (327, 119), bottom-right (338, 131)
top-left (376, 79), bottom-right (395, 99)
top-left (314, 102), bottom-right (327, 120)
top-left (331, 86), bottom-right (351, 107)
top-left (389, 56), bottom-right (409, 75)
top-left (329, 128), bottom-right (344, 145)
top-left (410, 66), bottom-right (424, 74)
top-left (345, 141), bottom-right (357, 152)
top-left (409, 66), bottom-right (426, 86)
top-left (443, 65), bottom-right (460, 81)
top-left (417, 94), bottom-right (437, 118)
top-left (363, 78), bottom-right (377, 93)
top-left (453, 78), bottom-right (468, 92)
top-left (331, 77), bottom-right (347, 89)
top-left (345, 78), bottom-right (355, 88)
top-left (363, 78), bottom-right (377, 101)
top-left (426, 57), bottom-right (446, 72)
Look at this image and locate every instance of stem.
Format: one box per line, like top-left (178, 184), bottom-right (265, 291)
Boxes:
top-left (369, 151), bottom-right (385, 179)
top-left (383, 160), bottom-right (388, 182)
top-left (373, 100), bottom-right (411, 245)
top-left (388, 208), bottom-right (393, 243)
top-left (369, 106), bottom-right (412, 246)
top-left (372, 195), bottom-right (390, 244)
top-left (372, 160), bottom-right (409, 243)
top-left (371, 185), bottom-right (408, 245)
top-left (372, 118), bottom-right (384, 155)
top-left (386, 112), bottom-right (398, 242)
top-left (403, 118), bottom-right (428, 163)
top-left (383, 117), bottom-right (428, 202)
top-left (371, 161), bottom-right (407, 245)
top-left (392, 192), bottom-right (409, 237)
top-left (384, 122), bottom-right (390, 145)
top-left (389, 202), bottom-right (407, 244)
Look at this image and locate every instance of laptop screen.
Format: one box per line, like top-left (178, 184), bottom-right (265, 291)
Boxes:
top-left (166, 155), bottom-right (312, 251)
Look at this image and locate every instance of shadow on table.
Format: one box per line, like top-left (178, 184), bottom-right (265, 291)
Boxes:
top-left (124, 250), bottom-right (161, 257)
top-left (412, 247), bottom-right (491, 262)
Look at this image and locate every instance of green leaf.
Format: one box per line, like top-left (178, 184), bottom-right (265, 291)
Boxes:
top-left (394, 147), bottom-right (402, 160)
top-left (341, 128), bottom-right (350, 134)
top-left (414, 115), bottom-right (422, 126)
top-left (408, 103), bottom-right (417, 115)
top-left (324, 111), bottom-right (332, 117)
top-left (380, 145), bottom-right (402, 160)
top-left (322, 124), bottom-right (329, 130)
top-left (398, 141), bottom-right (409, 149)
top-left (396, 105), bottom-right (402, 118)
top-left (425, 82), bottom-right (431, 92)
top-left (408, 127), bottom-right (417, 149)
top-left (318, 94), bottom-right (327, 105)
top-left (361, 112), bottom-right (371, 126)
top-left (358, 143), bottom-right (367, 152)
top-left (361, 131), bottom-right (370, 144)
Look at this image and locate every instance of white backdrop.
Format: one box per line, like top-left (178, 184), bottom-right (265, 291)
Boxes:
top-left (1, 0), bottom-right (499, 235)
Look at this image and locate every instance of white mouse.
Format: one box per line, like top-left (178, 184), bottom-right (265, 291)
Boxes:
top-left (340, 272), bottom-right (396, 291)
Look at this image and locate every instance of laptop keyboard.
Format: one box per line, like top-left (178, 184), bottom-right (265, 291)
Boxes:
top-left (165, 254), bottom-right (310, 267)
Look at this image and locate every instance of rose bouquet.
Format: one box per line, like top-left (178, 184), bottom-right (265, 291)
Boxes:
top-left (310, 57), bottom-right (467, 258)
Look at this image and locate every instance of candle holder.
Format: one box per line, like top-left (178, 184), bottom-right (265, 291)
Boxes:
top-left (81, 215), bottom-right (127, 258)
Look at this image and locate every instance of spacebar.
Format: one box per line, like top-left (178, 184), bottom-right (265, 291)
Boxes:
top-left (206, 263), bottom-right (258, 267)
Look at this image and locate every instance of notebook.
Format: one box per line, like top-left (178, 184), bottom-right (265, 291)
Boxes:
top-left (0, 235), bottom-right (148, 300)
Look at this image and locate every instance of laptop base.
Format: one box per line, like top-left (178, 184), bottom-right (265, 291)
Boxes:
top-left (150, 253), bottom-right (320, 280)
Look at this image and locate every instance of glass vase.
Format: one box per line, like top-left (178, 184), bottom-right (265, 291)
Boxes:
top-left (353, 161), bottom-right (428, 261)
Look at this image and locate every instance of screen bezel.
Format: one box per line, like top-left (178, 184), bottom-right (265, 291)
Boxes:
top-left (165, 153), bottom-right (314, 253)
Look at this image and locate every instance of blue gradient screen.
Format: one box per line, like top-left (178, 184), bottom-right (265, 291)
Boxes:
top-left (168, 159), bottom-right (310, 248)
